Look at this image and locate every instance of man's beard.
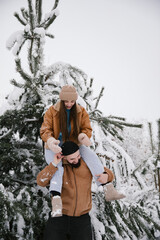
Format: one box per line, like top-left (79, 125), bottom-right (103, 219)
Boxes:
top-left (70, 159), bottom-right (81, 168)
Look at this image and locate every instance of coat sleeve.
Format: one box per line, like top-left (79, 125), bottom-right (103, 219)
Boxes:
top-left (40, 106), bottom-right (54, 142)
top-left (104, 167), bottom-right (115, 183)
top-left (79, 107), bottom-right (92, 138)
top-left (37, 163), bottom-right (58, 187)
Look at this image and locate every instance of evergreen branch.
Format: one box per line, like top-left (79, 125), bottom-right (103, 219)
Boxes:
top-left (14, 38), bottom-right (26, 56)
top-left (89, 109), bottom-right (102, 116)
top-left (83, 88), bottom-right (92, 99)
top-left (21, 8), bottom-right (29, 22)
top-left (133, 205), bottom-right (160, 231)
top-left (131, 172), bottom-right (143, 189)
top-left (15, 58), bottom-right (32, 82)
top-left (36, 0), bottom-right (42, 24)
top-left (10, 178), bottom-right (36, 186)
top-left (45, 33), bottom-right (54, 39)
top-left (101, 124), bottom-right (123, 140)
top-left (32, 38), bottom-right (41, 76)
top-left (0, 128), bottom-right (13, 139)
top-left (71, 66), bottom-right (87, 84)
top-left (53, 0), bottom-right (60, 10)
top-left (28, 38), bottom-right (34, 73)
top-left (108, 119), bottom-right (143, 128)
top-left (27, 0), bottom-right (35, 31)
top-left (128, 212), bottom-right (142, 238)
top-left (107, 126), bottom-right (124, 140)
top-left (108, 115), bottom-right (126, 121)
top-left (96, 153), bottom-right (114, 161)
top-left (148, 122), bottom-right (155, 154)
top-left (90, 78), bottom-right (93, 88)
top-left (14, 12), bottom-right (27, 26)
top-left (38, 74), bottom-right (44, 85)
top-left (105, 119), bottom-right (124, 130)
top-left (69, 72), bottom-right (83, 90)
top-left (90, 116), bottom-right (142, 128)
top-left (115, 201), bottom-right (137, 237)
top-left (44, 13), bottom-right (57, 29)
top-left (10, 79), bottom-right (24, 88)
top-left (69, 69), bottom-right (88, 91)
top-left (132, 158), bottom-right (149, 175)
top-left (90, 117), bottom-right (123, 131)
top-left (44, 73), bottom-right (52, 81)
top-left (104, 202), bottom-right (124, 236)
top-left (132, 207), bottom-right (160, 238)
top-left (100, 126), bottom-right (108, 137)
top-left (95, 86), bottom-right (104, 109)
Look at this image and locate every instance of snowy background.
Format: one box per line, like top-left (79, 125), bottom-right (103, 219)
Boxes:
top-left (0, 0), bottom-right (160, 121)
top-left (0, 1), bottom-right (160, 239)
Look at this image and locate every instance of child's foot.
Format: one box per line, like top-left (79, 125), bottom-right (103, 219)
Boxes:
top-left (104, 183), bottom-right (125, 201)
top-left (51, 196), bottom-right (62, 217)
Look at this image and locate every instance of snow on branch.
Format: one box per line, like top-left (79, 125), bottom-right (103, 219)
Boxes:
top-left (23, 118), bottom-right (39, 122)
top-left (14, 12), bottom-right (27, 26)
top-left (44, 8), bottom-right (60, 22)
top-left (90, 116), bottom-right (142, 129)
top-left (15, 58), bottom-right (32, 82)
top-left (6, 31), bottom-right (24, 50)
top-left (106, 135), bottom-right (136, 175)
top-left (34, 27), bottom-right (45, 38)
top-left (94, 86), bottom-right (104, 109)
top-left (0, 128), bottom-right (13, 140)
top-left (43, 8), bottom-right (60, 29)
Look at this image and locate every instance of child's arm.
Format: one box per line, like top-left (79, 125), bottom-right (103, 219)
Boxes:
top-left (79, 107), bottom-right (92, 138)
top-left (40, 106), bottom-right (62, 153)
top-left (96, 167), bottom-right (115, 184)
top-left (40, 106), bottom-right (54, 142)
top-left (37, 163), bottom-right (57, 187)
top-left (78, 106), bottom-right (92, 146)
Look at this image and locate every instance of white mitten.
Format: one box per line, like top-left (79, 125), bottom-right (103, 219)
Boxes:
top-left (78, 133), bottom-right (91, 147)
top-left (47, 137), bottom-right (62, 153)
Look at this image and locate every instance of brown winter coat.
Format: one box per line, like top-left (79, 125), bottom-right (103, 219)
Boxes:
top-left (40, 101), bottom-right (92, 146)
top-left (37, 159), bottom-right (114, 216)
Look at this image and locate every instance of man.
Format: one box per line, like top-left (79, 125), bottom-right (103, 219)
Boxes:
top-left (37, 141), bottom-right (114, 240)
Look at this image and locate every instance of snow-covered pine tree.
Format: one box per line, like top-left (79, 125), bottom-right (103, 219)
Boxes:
top-left (0, 1), bottom-right (60, 239)
top-left (0, 0), bottom-right (160, 239)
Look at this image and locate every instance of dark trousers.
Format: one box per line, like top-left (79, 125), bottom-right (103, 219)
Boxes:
top-left (43, 213), bottom-right (93, 240)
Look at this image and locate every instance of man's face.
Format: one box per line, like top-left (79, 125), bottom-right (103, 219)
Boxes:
top-left (64, 150), bottom-right (81, 165)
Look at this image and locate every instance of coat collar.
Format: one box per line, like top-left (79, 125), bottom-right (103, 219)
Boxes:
top-left (53, 100), bottom-right (81, 113)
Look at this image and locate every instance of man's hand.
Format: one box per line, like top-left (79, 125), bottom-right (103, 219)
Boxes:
top-left (96, 173), bottom-right (109, 184)
top-left (52, 153), bottom-right (63, 166)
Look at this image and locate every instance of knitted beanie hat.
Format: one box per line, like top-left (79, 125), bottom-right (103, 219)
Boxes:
top-left (59, 85), bottom-right (78, 101)
top-left (61, 141), bottom-right (79, 156)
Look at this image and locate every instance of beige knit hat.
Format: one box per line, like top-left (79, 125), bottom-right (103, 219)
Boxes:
top-left (59, 85), bottom-right (78, 101)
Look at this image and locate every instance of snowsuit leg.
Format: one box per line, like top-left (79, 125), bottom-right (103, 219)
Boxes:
top-left (79, 145), bottom-right (104, 186)
top-left (45, 149), bottom-right (64, 193)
